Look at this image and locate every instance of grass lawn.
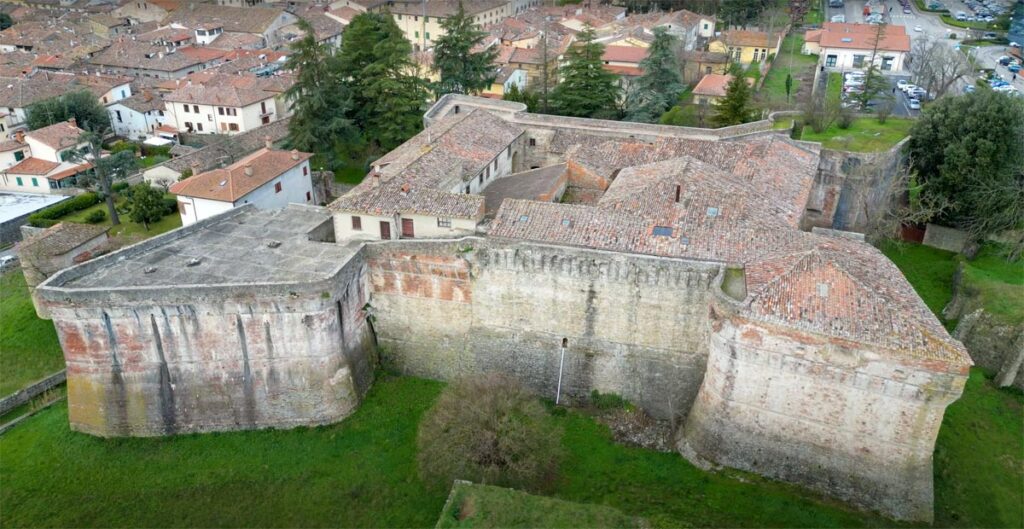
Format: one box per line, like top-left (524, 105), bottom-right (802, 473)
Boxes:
top-left (0, 271), bottom-right (64, 396)
top-left (881, 241), bottom-right (960, 322)
top-left (800, 117), bottom-right (913, 151)
top-left (58, 195), bottom-right (182, 239)
top-left (335, 163), bottom-right (367, 185)
top-left (759, 35), bottom-right (819, 109)
top-left (437, 482), bottom-right (643, 528)
top-left (933, 368), bottom-right (1023, 528)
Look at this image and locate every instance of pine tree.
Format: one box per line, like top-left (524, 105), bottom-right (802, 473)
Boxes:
top-left (712, 69), bottom-right (755, 127)
top-left (625, 27), bottom-right (684, 123)
top-left (338, 13), bottom-right (429, 150)
top-left (503, 83), bottom-right (539, 112)
top-left (550, 26), bottom-right (621, 119)
top-left (284, 20), bottom-right (356, 159)
top-left (433, 1), bottom-right (498, 95)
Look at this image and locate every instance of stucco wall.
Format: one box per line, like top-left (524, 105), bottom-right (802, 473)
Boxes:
top-left (36, 254), bottom-right (376, 437)
top-left (364, 238), bottom-right (721, 419)
top-left (679, 293), bottom-right (968, 522)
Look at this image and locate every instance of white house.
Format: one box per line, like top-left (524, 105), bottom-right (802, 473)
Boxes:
top-left (164, 84), bottom-right (280, 135)
top-left (804, 23), bottom-right (911, 72)
top-left (108, 92), bottom-right (168, 140)
top-left (169, 146), bottom-right (314, 226)
top-left (0, 120), bottom-right (93, 194)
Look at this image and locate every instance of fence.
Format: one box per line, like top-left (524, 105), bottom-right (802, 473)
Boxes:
top-left (0, 369), bottom-right (66, 416)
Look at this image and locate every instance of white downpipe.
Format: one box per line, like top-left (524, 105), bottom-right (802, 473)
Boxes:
top-left (555, 344), bottom-right (566, 405)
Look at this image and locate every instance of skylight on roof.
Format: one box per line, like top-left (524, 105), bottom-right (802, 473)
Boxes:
top-left (519, 215), bottom-right (529, 222)
top-left (841, 37), bottom-right (853, 42)
top-left (707, 207), bottom-right (720, 217)
top-left (652, 226), bottom-right (673, 237)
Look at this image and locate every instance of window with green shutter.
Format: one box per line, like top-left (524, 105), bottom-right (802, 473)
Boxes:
top-left (15, 176), bottom-right (22, 186)
top-left (13, 150), bottom-right (23, 161)
top-left (32, 178), bottom-right (38, 187)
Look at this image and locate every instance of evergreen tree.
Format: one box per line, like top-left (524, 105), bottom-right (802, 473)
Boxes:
top-left (339, 12), bottom-right (429, 150)
top-left (26, 90), bottom-right (110, 132)
top-left (712, 68), bottom-right (755, 127)
top-left (433, 1), bottom-right (498, 95)
top-left (284, 20), bottom-right (356, 160)
top-left (0, 13), bottom-right (13, 31)
top-left (550, 26), bottom-right (621, 119)
top-left (625, 27), bottom-right (684, 123)
top-left (502, 83), bottom-right (539, 112)
top-left (125, 183), bottom-right (167, 231)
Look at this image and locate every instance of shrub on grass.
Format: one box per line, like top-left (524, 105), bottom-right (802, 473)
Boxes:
top-left (417, 373), bottom-right (563, 493)
top-left (590, 390), bottom-right (630, 410)
top-left (84, 209), bottom-right (107, 224)
top-left (27, 193), bottom-right (100, 227)
top-left (837, 107), bottom-right (855, 129)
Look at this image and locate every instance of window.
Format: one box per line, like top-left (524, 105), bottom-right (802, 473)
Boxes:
top-left (229, 123), bottom-right (239, 131)
top-left (528, 138), bottom-right (536, 146)
top-left (218, 107), bottom-right (225, 115)
top-left (196, 122), bottom-right (203, 131)
top-left (396, 13), bottom-right (401, 19)
top-left (425, 32), bottom-right (430, 39)
top-left (826, 55), bottom-right (837, 67)
top-left (193, 105), bottom-right (199, 113)
top-left (493, 159), bottom-right (498, 170)
top-left (183, 105), bottom-right (190, 113)
top-left (15, 177), bottom-right (22, 186)
top-left (437, 218), bottom-right (451, 228)
top-left (652, 226), bottom-right (673, 237)
top-left (31, 177), bottom-right (38, 187)
top-left (464, 185), bottom-right (470, 194)
top-left (413, 15), bottom-right (417, 20)
top-left (485, 166), bottom-right (490, 178)
top-left (185, 121), bottom-right (193, 130)
top-left (274, 182), bottom-right (282, 193)
top-left (306, 191), bottom-right (311, 201)
top-left (478, 173), bottom-right (483, 184)
top-left (507, 145), bottom-right (511, 157)
top-left (120, 89), bottom-right (126, 98)
top-left (853, 55), bottom-right (866, 68)
top-left (220, 123), bottom-right (228, 131)
top-left (705, 66), bottom-right (712, 74)
top-left (261, 101), bottom-right (268, 114)
top-left (415, 31), bottom-right (419, 38)
top-left (424, 16), bottom-right (429, 22)
top-left (116, 110), bottom-right (122, 123)
top-left (352, 216), bottom-right (362, 230)
top-left (13, 150), bottom-right (24, 161)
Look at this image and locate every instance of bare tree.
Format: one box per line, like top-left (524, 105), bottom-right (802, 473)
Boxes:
top-left (909, 37), bottom-right (972, 99)
top-left (861, 154), bottom-right (954, 243)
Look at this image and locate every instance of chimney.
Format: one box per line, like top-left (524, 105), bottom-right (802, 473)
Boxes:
top-left (190, 163), bottom-right (201, 177)
top-left (290, 149), bottom-right (299, 161)
top-left (674, 184), bottom-right (681, 203)
top-left (68, 117), bottom-right (76, 127)
top-left (14, 129), bottom-right (25, 143)
top-left (371, 171), bottom-right (380, 187)
top-left (244, 164), bottom-right (253, 176)
top-left (263, 135), bottom-right (272, 149)
top-left (400, 183), bottom-right (410, 194)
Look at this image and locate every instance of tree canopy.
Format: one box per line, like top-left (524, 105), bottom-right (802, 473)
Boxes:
top-left (125, 183), bottom-right (168, 230)
top-left (433, 1), bottom-right (498, 95)
top-left (284, 20), bottom-right (356, 161)
top-left (26, 90), bottom-right (110, 132)
top-left (550, 26), bottom-right (621, 119)
top-left (625, 27), bottom-right (684, 123)
top-left (71, 130), bottom-right (138, 225)
top-left (712, 68), bottom-right (756, 127)
top-left (907, 89), bottom-right (1024, 244)
top-left (0, 13), bottom-right (13, 31)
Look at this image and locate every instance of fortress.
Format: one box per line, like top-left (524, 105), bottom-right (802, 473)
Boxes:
top-left (34, 96), bottom-right (970, 522)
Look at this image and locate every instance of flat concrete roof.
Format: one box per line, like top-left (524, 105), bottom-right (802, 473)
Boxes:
top-left (56, 205), bottom-right (358, 289)
top-left (483, 164), bottom-right (567, 217)
top-left (0, 192), bottom-right (69, 224)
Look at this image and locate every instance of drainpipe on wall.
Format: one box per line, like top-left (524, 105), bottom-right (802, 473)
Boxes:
top-left (555, 339), bottom-right (566, 405)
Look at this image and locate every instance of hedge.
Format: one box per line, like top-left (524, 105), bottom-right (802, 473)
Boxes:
top-left (27, 193), bottom-right (100, 227)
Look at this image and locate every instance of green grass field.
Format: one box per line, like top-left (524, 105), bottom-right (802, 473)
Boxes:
top-left (437, 482), bottom-right (644, 528)
top-left (759, 35), bottom-right (820, 109)
top-left (801, 117), bottom-right (913, 152)
top-left (0, 271), bottom-right (64, 396)
top-left (59, 195), bottom-right (182, 239)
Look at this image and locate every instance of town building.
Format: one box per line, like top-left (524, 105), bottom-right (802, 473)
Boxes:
top-left (169, 144), bottom-right (314, 225)
top-left (804, 22), bottom-right (911, 71)
top-left (709, 29), bottom-right (782, 65)
top-left (0, 120), bottom-right (93, 194)
top-left (691, 73), bottom-right (751, 105)
top-left (162, 4), bottom-right (297, 48)
top-left (18, 221), bottom-right (109, 290)
top-left (107, 91), bottom-right (168, 140)
top-left (163, 83), bottom-right (281, 135)
top-left (384, 0), bottom-right (515, 51)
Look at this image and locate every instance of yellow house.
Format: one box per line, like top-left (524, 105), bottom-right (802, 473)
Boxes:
top-left (381, 0), bottom-right (515, 52)
top-left (709, 30), bottom-right (782, 65)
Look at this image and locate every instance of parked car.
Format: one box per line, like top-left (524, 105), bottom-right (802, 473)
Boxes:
top-left (896, 79), bottom-right (910, 89)
top-left (914, 25), bottom-right (924, 31)
top-left (983, 32), bottom-right (998, 39)
top-left (902, 83), bottom-right (919, 94)
top-left (1009, 64), bottom-right (1022, 73)
top-left (955, 11), bottom-right (967, 19)
top-left (0, 254), bottom-right (18, 272)
top-left (831, 14), bottom-right (847, 22)
top-left (909, 87), bottom-right (928, 99)
top-left (908, 98), bottom-right (922, 109)
top-left (999, 56), bottom-right (1012, 66)
top-left (964, 84), bottom-right (976, 93)
top-left (903, 6), bottom-right (912, 13)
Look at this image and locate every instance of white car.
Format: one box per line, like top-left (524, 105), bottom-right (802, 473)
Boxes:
top-left (896, 79), bottom-right (910, 89)
top-left (0, 255), bottom-right (18, 271)
top-left (908, 98), bottom-right (921, 110)
top-left (831, 14), bottom-right (846, 22)
top-left (914, 25), bottom-right (923, 32)
top-left (902, 83), bottom-right (919, 94)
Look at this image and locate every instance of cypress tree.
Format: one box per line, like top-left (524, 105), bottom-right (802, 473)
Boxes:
top-left (433, 1), bottom-right (498, 95)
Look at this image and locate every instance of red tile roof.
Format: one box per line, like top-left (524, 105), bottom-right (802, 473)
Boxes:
top-left (817, 23), bottom-right (911, 52)
top-left (6, 157), bottom-right (59, 175)
top-left (26, 120), bottom-right (85, 151)
top-left (693, 73), bottom-right (733, 97)
top-left (170, 148), bottom-right (312, 202)
top-left (602, 45), bottom-right (648, 64)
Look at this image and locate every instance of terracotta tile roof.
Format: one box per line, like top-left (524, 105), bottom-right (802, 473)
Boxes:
top-left (48, 162), bottom-right (92, 181)
top-left (387, 0), bottom-right (508, 17)
top-left (19, 221), bottom-right (108, 257)
top-left (693, 73), bottom-right (733, 97)
top-left (680, 50), bottom-right (729, 63)
top-left (0, 139), bottom-right (24, 152)
top-left (169, 147), bottom-right (312, 202)
top-left (603, 64), bottom-right (642, 76)
top-left (115, 91), bottom-right (164, 113)
top-left (26, 120), bottom-right (85, 150)
top-left (817, 22), bottom-right (911, 52)
top-left (602, 45), bottom-right (647, 64)
top-left (804, 28), bottom-right (823, 43)
top-left (165, 84), bottom-right (274, 107)
top-left (6, 157), bottom-right (59, 175)
top-left (328, 109), bottom-right (522, 220)
top-left (721, 29), bottom-right (781, 49)
top-left (164, 4), bottom-right (288, 35)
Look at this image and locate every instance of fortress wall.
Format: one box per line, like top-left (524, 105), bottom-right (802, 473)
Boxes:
top-left (37, 258), bottom-right (375, 437)
top-left (679, 297), bottom-right (968, 522)
top-left (803, 141), bottom-right (908, 233)
top-left (365, 238), bottom-right (721, 419)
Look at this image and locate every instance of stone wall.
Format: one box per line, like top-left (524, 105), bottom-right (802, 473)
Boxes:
top-left (954, 311), bottom-right (1024, 390)
top-left (35, 255), bottom-right (376, 437)
top-left (803, 139), bottom-right (909, 233)
top-left (364, 237), bottom-right (721, 419)
top-left (679, 290), bottom-right (968, 522)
